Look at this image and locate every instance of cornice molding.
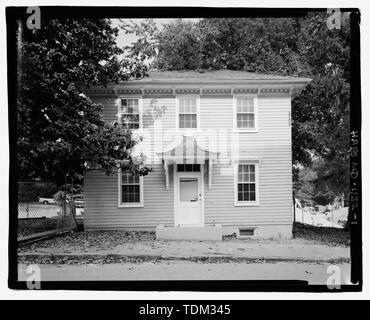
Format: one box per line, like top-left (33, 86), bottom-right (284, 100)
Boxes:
top-left (86, 85), bottom-right (294, 96)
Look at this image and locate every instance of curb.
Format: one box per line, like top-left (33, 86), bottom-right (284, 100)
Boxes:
top-left (17, 253), bottom-right (351, 264)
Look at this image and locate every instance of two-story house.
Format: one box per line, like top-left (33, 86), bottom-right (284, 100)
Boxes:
top-left (84, 70), bottom-right (311, 240)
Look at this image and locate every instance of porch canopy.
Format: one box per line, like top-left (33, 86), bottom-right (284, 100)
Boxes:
top-left (157, 135), bottom-right (219, 190)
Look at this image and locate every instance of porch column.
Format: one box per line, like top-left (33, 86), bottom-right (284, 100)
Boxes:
top-left (164, 160), bottom-right (169, 191)
top-left (208, 160), bottom-right (213, 189)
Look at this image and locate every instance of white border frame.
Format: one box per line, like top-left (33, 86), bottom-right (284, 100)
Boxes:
top-left (117, 96), bottom-right (143, 130)
top-left (117, 169), bottom-right (144, 208)
top-left (234, 161), bottom-right (260, 206)
top-left (173, 164), bottom-right (205, 226)
top-left (233, 94), bottom-right (258, 133)
top-left (175, 95), bottom-right (201, 133)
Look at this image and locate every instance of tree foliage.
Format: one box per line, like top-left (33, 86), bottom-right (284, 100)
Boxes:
top-left (18, 18), bottom-right (152, 187)
top-left (123, 14), bottom-right (351, 203)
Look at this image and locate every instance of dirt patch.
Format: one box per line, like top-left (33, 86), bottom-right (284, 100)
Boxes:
top-left (18, 218), bottom-right (58, 238)
top-left (293, 223), bottom-right (350, 247)
top-left (18, 230), bottom-right (156, 253)
top-left (18, 230), bottom-right (350, 264)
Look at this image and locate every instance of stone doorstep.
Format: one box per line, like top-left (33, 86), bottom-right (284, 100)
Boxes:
top-left (156, 225), bottom-right (223, 241)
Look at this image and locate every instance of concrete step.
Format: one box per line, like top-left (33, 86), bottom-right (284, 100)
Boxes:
top-left (156, 225), bottom-right (223, 241)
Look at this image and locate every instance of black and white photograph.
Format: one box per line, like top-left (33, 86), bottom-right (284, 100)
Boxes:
top-left (3, 3), bottom-right (365, 299)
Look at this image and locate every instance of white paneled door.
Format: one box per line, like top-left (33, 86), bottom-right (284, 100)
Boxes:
top-left (174, 169), bottom-right (203, 226)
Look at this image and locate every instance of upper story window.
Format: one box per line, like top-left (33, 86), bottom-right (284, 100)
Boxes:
top-left (120, 98), bottom-right (141, 129)
top-left (177, 97), bottom-right (199, 130)
top-left (234, 163), bottom-right (259, 206)
top-left (234, 96), bottom-right (257, 132)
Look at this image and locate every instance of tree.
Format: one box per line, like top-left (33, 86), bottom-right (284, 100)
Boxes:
top-left (123, 15), bottom-right (351, 203)
top-left (17, 18), bottom-right (152, 190)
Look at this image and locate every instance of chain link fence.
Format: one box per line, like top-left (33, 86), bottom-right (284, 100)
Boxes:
top-left (17, 182), bottom-right (82, 241)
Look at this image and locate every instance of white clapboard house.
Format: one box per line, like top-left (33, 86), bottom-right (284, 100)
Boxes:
top-left (84, 70), bottom-right (310, 240)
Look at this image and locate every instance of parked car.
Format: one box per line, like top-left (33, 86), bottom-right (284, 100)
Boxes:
top-left (38, 197), bottom-right (56, 205)
top-left (73, 195), bottom-right (84, 208)
top-left (66, 194), bottom-right (84, 208)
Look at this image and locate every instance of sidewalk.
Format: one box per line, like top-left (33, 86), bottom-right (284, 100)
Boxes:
top-left (18, 231), bottom-right (350, 263)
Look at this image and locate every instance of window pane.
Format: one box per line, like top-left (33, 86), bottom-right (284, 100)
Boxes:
top-left (238, 192), bottom-right (244, 201)
top-left (122, 189), bottom-right (128, 202)
top-left (127, 185), bottom-right (134, 194)
top-left (134, 193), bottom-right (140, 202)
top-left (121, 172), bottom-right (128, 184)
top-left (121, 171), bottom-right (141, 204)
top-left (250, 173), bottom-right (255, 182)
top-left (129, 114), bottom-right (139, 121)
top-left (126, 123), bottom-right (139, 129)
top-left (179, 114), bottom-right (186, 128)
top-left (128, 193), bottom-right (135, 202)
top-left (121, 99), bottom-right (139, 129)
top-left (250, 192), bottom-right (256, 201)
top-left (191, 114), bottom-right (197, 128)
top-left (180, 178), bottom-right (198, 202)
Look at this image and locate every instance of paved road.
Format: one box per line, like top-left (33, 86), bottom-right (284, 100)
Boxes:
top-left (18, 261), bottom-right (351, 285)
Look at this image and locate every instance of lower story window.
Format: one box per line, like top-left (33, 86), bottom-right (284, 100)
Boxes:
top-left (119, 170), bottom-right (143, 207)
top-left (235, 163), bottom-right (259, 205)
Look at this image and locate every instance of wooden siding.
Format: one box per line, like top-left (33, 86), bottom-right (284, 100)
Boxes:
top-left (84, 164), bottom-right (175, 230)
top-left (84, 94), bottom-right (293, 230)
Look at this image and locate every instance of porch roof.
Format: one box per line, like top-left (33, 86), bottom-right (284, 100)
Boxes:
top-left (157, 135), bottom-right (219, 165)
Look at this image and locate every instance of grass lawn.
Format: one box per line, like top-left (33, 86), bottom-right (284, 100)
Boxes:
top-left (293, 222), bottom-right (350, 246)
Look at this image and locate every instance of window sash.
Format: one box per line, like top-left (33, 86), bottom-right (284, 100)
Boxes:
top-left (238, 164), bottom-right (256, 183)
top-left (237, 164), bottom-right (257, 202)
top-left (121, 171), bottom-right (141, 204)
top-left (238, 183), bottom-right (256, 201)
top-left (179, 114), bottom-right (197, 128)
top-left (236, 97), bottom-right (256, 129)
top-left (121, 99), bottom-right (140, 129)
top-left (178, 98), bottom-right (198, 129)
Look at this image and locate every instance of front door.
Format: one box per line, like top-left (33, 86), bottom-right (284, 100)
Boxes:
top-left (175, 170), bottom-right (203, 226)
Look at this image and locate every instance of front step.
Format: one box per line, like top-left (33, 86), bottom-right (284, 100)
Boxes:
top-left (156, 225), bottom-right (223, 241)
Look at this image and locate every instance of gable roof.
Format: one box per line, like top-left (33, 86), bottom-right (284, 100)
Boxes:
top-left (86, 70), bottom-right (311, 95)
top-left (142, 70), bottom-right (310, 82)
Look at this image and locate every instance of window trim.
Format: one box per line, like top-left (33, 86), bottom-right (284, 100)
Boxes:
top-left (234, 161), bottom-right (260, 206)
top-left (118, 169), bottom-right (144, 208)
top-left (117, 96), bottom-right (143, 130)
top-left (233, 95), bottom-right (258, 133)
top-left (176, 95), bottom-right (201, 132)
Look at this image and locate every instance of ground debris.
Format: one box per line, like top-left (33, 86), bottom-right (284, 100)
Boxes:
top-left (18, 230), bottom-right (156, 253)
